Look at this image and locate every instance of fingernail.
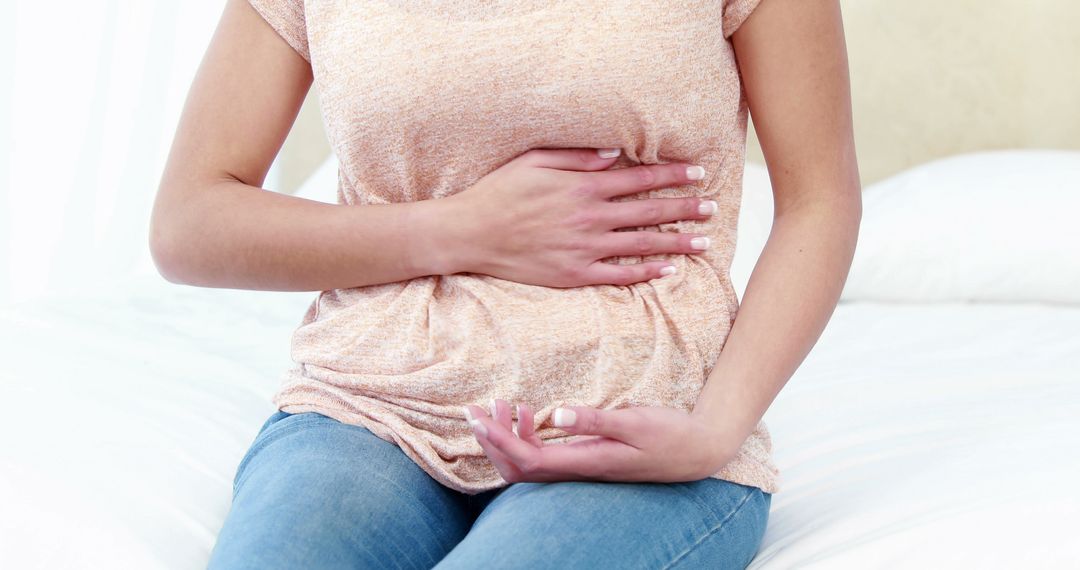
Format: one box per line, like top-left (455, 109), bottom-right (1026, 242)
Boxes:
top-left (462, 405), bottom-right (475, 422)
top-left (489, 398), bottom-right (498, 420)
top-left (553, 407), bottom-right (577, 427)
top-left (686, 165), bottom-right (706, 180)
top-left (660, 265), bottom-right (677, 276)
top-left (597, 148), bottom-right (621, 159)
top-left (698, 200), bottom-right (718, 215)
top-left (691, 236), bottom-right (711, 250)
top-left (469, 418), bottom-right (488, 437)
top-left (515, 404), bottom-right (521, 420)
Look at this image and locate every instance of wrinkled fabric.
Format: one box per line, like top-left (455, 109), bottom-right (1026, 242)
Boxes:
top-left (247, 0), bottom-right (780, 495)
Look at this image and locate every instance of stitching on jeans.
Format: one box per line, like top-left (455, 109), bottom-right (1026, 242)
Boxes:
top-left (231, 414), bottom-right (338, 494)
top-left (660, 488), bottom-right (758, 570)
top-left (670, 482), bottom-right (730, 527)
top-left (231, 423), bottom-right (453, 547)
top-left (232, 421), bottom-right (313, 494)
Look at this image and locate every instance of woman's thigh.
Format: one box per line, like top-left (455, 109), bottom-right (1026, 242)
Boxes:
top-left (434, 478), bottom-right (771, 570)
top-left (207, 410), bottom-right (475, 570)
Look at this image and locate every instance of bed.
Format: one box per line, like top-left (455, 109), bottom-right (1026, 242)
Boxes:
top-left (2, 148), bottom-right (1078, 568)
top-left (4, 0), bottom-right (1079, 564)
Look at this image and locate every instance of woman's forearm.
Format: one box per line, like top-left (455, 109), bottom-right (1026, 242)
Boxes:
top-left (149, 178), bottom-right (469, 291)
top-left (691, 198), bottom-right (860, 464)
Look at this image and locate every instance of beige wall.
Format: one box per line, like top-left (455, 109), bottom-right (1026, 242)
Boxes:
top-left (278, 0), bottom-right (1080, 192)
top-left (747, 0), bottom-right (1080, 185)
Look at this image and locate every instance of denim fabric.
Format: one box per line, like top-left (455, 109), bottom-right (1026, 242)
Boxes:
top-left (207, 410), bottom-right (771, 569)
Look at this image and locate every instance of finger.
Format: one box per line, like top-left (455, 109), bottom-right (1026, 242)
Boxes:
top-left (551, 406), bottom-right (643, 447)
top-left (536, 436), bottom-right (644, 479)
top-left (588, 161), bottom-right (707, 200)
top-left (576, 259), bottom-right (681, 287)
top-left (473, 427), bottom-right (524, 481)
top-left (464, 405), bottom-right (523, 479)
top-left (518, 147), bottom-right (622, 171)
top-left (597, 230), bottom-right (712, 258)
top-left (602, 196), bottom-right (717, 229)
top-left (515, 403), bottom-right (543, 447)
top-left (489, 398), bottom-right (513, 434)
top-left (470, 413), bottom-right (544, 472)
top-left (486, 409), bottom-right (645, 480)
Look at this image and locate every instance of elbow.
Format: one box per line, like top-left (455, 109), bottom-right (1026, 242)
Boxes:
top-left (847, 192), bottom-right (863, 227)
top-left (774, 193), bottom-right (861, 226)
top-left (150, 174), bottom-right (235, 287)
top-left (148, 188), bottom-right (193, 285)
top-left (149, 217), bottom-right (186, 285)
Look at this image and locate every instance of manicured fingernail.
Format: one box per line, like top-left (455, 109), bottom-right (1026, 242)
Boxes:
top-left (462, 405), bottom-right (475, 422)
top-left (660, 265), bottom-right (677, 276)
top-left (597, 148), bottom-right (621, 158)
top-left (698, 200), bottom-right (718, 215)
top-left (515, 404), bottom-right (521, 420)
top-left (469, 418), bottom-right (488, 437)
top-left (489, 398), bottom-right (498, 420)
top-left (553, 407), bottom-right (576, 427)
top-left (686, 165), bottom-right (706, 180)
top-left (691, 236), bottom-right (711, 250)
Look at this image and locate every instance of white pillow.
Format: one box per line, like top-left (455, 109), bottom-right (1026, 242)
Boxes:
top-left (842, 149), bottom-right (1080, 304)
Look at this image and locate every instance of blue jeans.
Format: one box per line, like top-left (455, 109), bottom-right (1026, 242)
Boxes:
top-left (207, 410), bottom-right (771, 569)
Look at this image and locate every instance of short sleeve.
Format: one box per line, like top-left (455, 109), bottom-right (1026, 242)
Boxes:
top-left (246, 0), bottom-right (311, 63)
top-left (722, 0), bottom-right (764, 39)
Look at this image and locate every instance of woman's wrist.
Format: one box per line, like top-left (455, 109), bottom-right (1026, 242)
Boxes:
top-left (405, 194), bottom-right (485, 277)
top-left (689, 409), bottom-right (742, 476)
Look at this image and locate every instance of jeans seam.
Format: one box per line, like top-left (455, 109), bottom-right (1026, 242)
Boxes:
top-left (231, 414), bottom-right (331, 495)
top-left (660, 487), bottom-right (757, 570)
top-left (671, 482), bottom-right (730, 527)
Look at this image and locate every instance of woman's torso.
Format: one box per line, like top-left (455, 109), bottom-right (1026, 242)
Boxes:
top-left (272, 0), bottom-right (781, 495)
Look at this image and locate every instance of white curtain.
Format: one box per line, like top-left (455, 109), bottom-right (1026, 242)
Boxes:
top-left (0, 1), bottom-right (281, 307)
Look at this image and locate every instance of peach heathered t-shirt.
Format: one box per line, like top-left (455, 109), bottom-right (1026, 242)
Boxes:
top-left (247, 0), bottom-right (781, 495)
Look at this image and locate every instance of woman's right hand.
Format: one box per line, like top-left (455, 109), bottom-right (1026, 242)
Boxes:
top-left (445, 147), bottom-right (717, 288)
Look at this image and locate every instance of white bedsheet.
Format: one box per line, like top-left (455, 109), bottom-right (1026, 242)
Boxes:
top-left (751, 301), bottom-right (1080, 568)
top-left (1, 270), bottom-right (1078, 568)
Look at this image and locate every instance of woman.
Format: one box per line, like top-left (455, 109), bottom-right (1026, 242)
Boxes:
top-left (150, 0), bottom-right (861, 567)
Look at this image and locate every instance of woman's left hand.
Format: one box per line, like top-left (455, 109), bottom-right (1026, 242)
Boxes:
top-left (463, 399), bottom-right (738, 484)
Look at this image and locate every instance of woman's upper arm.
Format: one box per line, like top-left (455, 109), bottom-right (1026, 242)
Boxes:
top-left (730, 0), bottom-right (862, 216)
top-left (156, 0), bottom-right (312, 200)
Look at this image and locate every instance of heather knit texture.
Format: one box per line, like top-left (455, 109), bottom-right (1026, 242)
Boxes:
top-left (247, 0), bottom-right (779, 495)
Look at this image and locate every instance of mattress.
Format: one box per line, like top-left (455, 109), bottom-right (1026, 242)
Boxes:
top-left (1, 269), bottom-right (1078, 568)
